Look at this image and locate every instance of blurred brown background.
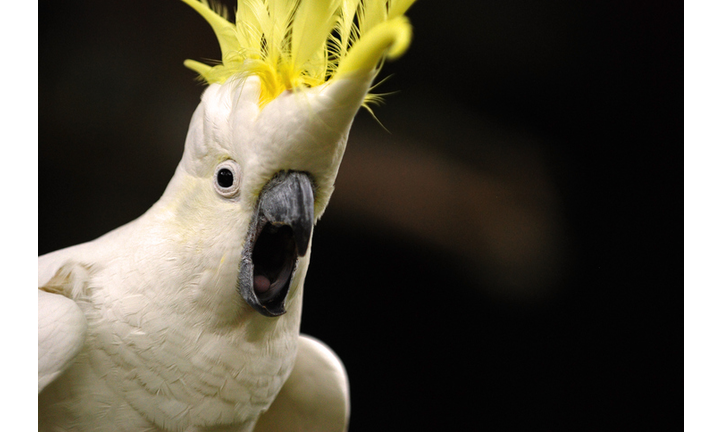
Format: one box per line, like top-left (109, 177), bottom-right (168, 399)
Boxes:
top-left (39, 1), bottom-right (680, 429)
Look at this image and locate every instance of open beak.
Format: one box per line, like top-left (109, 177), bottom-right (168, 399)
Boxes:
top-left (238, 171), bottom-right (314, 317)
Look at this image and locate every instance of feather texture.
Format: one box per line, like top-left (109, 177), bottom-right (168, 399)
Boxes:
top-left (181, 0), bottom-right (416, 106)
top-left (40, 2), bottom-right (418, 430)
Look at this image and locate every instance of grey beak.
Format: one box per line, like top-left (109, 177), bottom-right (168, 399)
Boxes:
top-left (258, 171), bottom-right (314, 257)
top-left (238, 171), bottom-right (315, 317)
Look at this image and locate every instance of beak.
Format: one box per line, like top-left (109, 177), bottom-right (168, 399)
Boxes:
top-left (238, 171), bottom-right (315, 317)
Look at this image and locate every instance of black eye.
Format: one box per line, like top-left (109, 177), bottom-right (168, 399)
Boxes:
top-left (217, 168), bottom-right (234, 188)
top-left (213, 160), bottom-right (242, 198)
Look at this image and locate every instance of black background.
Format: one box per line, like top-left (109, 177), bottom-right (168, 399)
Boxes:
top-left (39, 1), bottom-right (680, 429)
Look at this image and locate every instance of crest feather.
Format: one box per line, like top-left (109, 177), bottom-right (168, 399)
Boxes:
top-left (181, 0), bottom-right (416, 106)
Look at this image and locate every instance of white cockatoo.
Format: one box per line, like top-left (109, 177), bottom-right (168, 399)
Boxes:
top-left (38, 0), bottom-right (416, 430)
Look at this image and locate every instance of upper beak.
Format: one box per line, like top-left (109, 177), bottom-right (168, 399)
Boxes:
top-left (238, 171), bottom-right (315, 317)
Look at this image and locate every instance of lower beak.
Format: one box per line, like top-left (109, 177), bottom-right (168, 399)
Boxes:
top-left (238, 171), bottom-right (315, 317)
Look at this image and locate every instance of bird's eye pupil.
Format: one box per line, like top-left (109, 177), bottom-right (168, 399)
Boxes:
top-left (217, 168), bottom-right (234, 188)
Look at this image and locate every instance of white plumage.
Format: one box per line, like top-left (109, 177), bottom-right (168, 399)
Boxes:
top-left (38, 73), bottom-right (369, 431)
top-left (39, 1), bottom-right (416, 430)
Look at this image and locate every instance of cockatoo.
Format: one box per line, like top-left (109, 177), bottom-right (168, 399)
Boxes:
top-left (38, 0), bottom-right (415, 430)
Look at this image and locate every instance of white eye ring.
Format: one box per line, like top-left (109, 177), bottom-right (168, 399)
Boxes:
top-left (213, 160), bottom-right (242, 198)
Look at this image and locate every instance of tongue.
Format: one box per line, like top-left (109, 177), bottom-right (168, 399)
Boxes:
top-left (253, 275), bottom-right (271, 295)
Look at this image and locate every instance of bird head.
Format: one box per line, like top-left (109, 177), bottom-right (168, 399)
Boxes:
top-left (155, 0), bottom-right (415, 318)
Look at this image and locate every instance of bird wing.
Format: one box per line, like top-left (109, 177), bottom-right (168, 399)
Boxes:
top-left (38, 289), bottom-right (88, 393)
top-left (254, 335), bottom-right (350, 432)
top-left (38, 252), bottom-right (92, 393)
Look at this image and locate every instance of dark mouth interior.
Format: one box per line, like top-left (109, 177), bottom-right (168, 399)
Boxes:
top-left (252, 223), bottom-right (297, 306)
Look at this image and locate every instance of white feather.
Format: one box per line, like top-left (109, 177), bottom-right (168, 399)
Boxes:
top-left (38, 290), bottom-right (88, 392)
top-left (254, 335), bottom-right (350, 432)
top-left (38, 72), bottom-right (374, 432)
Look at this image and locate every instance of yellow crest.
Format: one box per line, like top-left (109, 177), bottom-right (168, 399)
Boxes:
top-left (181, 0), bottom-right (416, 106)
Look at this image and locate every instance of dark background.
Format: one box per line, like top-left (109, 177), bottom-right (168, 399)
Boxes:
top-left (39, 1), bottom-right (680, 429)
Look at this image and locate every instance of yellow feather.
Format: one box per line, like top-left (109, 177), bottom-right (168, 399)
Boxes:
top-left (183, 59), bottom-right (213, 78)
top-left (291, 0), bottom-right (341, 72)
top-left (266, 0), bottom-right (296, 63)
top-left (358, 0), bottom-right (386, 35)
top-left (180, 0), bottom-right (416, 106)
top-left (234, 0), bottom-right (263, 52)
top-left (335, 16), bottom-right (412, 77)
top-left (334, 0), bottom-right (362, 59)
top-left (180, 0), bottom-right (239, 60)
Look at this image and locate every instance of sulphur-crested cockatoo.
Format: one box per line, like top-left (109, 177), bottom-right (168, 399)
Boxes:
top-left (38, 0), bottom-right (416, 430)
